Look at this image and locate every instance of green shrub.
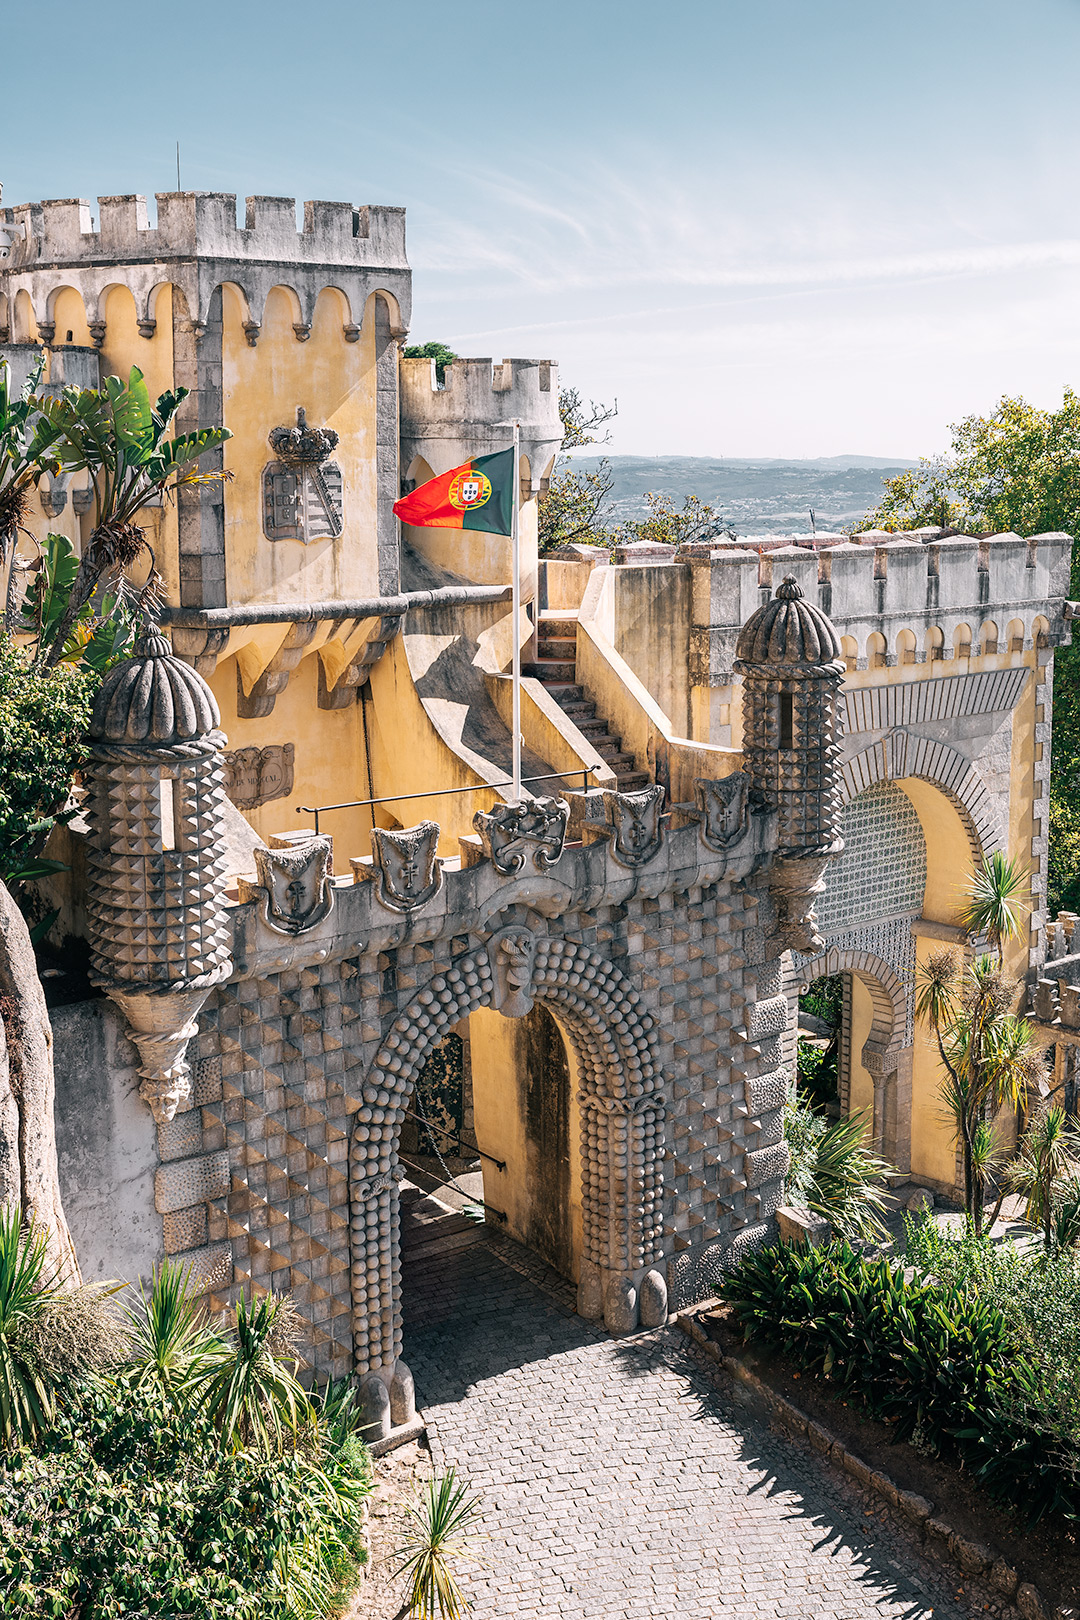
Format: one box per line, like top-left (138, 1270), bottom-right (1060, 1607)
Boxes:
top-left (783, 1087), bottom-right (892, 1240)
top-left (0, 1372), bottom-right (370, 1618)
top-left (722, 1237), bottom-right (1080, 1523)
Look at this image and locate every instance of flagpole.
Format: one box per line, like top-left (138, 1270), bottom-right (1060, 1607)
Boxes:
top-left (511, 420), bottom-right (522, 802)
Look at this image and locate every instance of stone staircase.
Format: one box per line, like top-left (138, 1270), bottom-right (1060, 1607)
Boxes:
top-left (524, 613), bottom-right (651, 791)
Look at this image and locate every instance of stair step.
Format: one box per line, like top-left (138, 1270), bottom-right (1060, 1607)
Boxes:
top-left (607, 752), bottom-right (639, 771)
top-left (577, 717), bottom-right (611, 739)
top-left (539, 615), bottom-right (578, 638)
top-left (548, 683), bottom-right (584, 703)
top-left (537, 637), bottom-right (576, 660)
top-left (594, 738), bottom-right (626, 760)
top-left (523, 660), bottom-right (576, 682)
top-left (615, 769), bottom-right (651, 790)
top-left (558, 701), bottom-right (597, 721)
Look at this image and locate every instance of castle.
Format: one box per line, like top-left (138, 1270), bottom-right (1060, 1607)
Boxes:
top-left (1, 187), bottom-right (1073, 1439)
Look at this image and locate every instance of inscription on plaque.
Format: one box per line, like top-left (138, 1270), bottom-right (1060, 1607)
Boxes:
top-left (224, 744), bottom-right (295, 810)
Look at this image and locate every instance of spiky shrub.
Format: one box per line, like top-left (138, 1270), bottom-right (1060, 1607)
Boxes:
top-left (124, 1259), bottom-right (227, 1394)
top-left (394, 1469), bottom-right (482, 1620)
top-left (783, 1086), bottom-right (893, 1241)
top-left (198, 1291), bottom-right (314, 1453)
top-left (0, 1206), bottom-right (124, 1449)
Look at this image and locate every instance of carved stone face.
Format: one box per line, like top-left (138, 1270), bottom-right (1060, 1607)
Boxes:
top-left (488, 926), bottom-right (539, 1018)
top-left (371, 822), bottom-right (442, 912)
top-left (253, 838), bottom-right (335, 935)
top-left (606, 785), bottom-right (665, 868)
top-left (695, 773), bottom-right (749, 852)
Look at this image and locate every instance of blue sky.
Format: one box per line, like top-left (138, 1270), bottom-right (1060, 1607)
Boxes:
top-left (4, 0), bottom-right (1080, 458)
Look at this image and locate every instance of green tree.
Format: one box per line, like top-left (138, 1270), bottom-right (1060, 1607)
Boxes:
top-left (857, 389), bottom-right (1080, 916)
top-left (916, 949), bottom-right (1046, 1233)
top-left (613, 489), bottom-right (732, 549)
top-left (537, 387), bottom-right (617, 555)
top-left (403, 341), bottom-right (458, 385)
top-left (957, 850), bottom-right (1029, 967)
top-left (0, 356), bottom-right (58, 600)
top-left (29, 366), bottom-right (231, 666)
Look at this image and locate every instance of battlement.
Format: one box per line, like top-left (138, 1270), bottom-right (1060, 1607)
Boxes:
top-left (0, 192), bottom-right (408, 271)
top-left (399, 356), bottom-right (563, 484)
top-left (677, 529), bottom-right (1076, 668)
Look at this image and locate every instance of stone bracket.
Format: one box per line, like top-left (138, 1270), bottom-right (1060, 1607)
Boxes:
top-left (237, 622), bottom-right (319, 718)
top-left (317, 613), bottom-right (403, 709)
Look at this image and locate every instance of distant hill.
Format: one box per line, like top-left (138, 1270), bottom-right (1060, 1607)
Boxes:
top-left (567, 454), bottom-right (917, 536)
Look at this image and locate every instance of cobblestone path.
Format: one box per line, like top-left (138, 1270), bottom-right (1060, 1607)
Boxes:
top-left (404, 1230), bottom-right (984, 1620)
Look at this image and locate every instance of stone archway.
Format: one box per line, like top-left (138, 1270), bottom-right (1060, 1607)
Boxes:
top-left (797, 945), bottom-right (911, 1172)
top-left (348, 929), bottom-right (669, 1422)
top-left (840, 728), bottom-right (1000, 859)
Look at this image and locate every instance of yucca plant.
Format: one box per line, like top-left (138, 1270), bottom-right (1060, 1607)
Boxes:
top-left (28, 366), bottom-right (232, 666)
top-left (125, 1259), bottom-right (227, 1394)
top-left (394, 1469), bottom-right (482, 1620)
top-left (198, 1290), bottom-right (313, 1453)
top-left (916, 949), bottom-right (1046, 1232)
top-left (1006, 1105), bottom-right (1080, 1252)
top-left (804, 1111), bottom-right (894, 1241)
top-left (957, 850), bottom-right (1029, 966)
top-left (0, 1204), bottom-right (124, 1447)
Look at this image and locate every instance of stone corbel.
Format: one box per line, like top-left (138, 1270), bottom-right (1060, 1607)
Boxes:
top-left (138, 318), bottom-right (157, 339)
top-left (88, 320), bottom-right (107, 350)
top-left (293, 322), bottom-right (311, 342)
top-left (170, 626), bottom-right (232, 677)
top-left (317, 613), bottom-right (403, 709)
top-left (236, 622), bottom-right (319, 718)
top-left (37, 321), bottom-right (56, 346)
top-left (766, 852), bottom-right (833, 955)
top-left (109, 985), bottom-right (215, 1124)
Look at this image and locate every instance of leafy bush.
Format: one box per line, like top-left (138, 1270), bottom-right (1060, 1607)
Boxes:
top-left (0, 1375), bottom-right (370, 1618)
top-left (0, 1207), bottom-right (124, 1448)
top-left (783, 1086), bottom-right (892, 1240)
top-left (0, 637), bottom-right (97, 886)
top-left (722, 1236), bottom-right (1080, 1523)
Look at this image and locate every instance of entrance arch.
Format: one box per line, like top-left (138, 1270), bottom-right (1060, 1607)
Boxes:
top-left (348, 932), bottom-right (668, 1400)
top-left (797, 946), bottom-right (911, 1171)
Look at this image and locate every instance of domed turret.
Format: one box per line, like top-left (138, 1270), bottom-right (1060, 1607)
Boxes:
top-left (735, 577), bottom-right (845, 952)
top-left (89, 628), bottom-right (220, 745)
top-left (83, 626), bottom-right (231, 1121)
top-left (735, 576), bottom-right (843, 668)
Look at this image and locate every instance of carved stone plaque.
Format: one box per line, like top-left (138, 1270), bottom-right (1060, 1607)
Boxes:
top-left (693, 772), bottom-right (749, 852)
top-left (262, 461), bottom-right (344, 543)
top-left (224, 744), bottom-right (294, 810)
top-left (262, 409), bottom-right (344, 543)
top-left (248, 837), bottom-right (335, 935)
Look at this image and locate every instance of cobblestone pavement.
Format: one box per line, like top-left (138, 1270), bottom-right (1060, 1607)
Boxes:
top-left (404, 1231), bottom-right (986, 1620)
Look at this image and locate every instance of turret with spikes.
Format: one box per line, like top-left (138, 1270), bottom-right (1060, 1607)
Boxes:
top-left (735, 575), bottom-right (845, 952)
top-left (83, 628), bottom-right (231, 1121)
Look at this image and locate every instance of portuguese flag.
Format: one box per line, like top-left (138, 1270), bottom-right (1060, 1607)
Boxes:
top-left (393, 446), bottom-right (515, 535)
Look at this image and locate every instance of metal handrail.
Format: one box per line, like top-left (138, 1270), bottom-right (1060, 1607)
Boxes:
top-left (403, 1109), bottom-right (506, 1172)
top-left (298, 769), bottom-right (593, 835)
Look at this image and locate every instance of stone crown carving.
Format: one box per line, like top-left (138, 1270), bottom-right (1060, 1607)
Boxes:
top-left (735, 576), bottom-right (843, 667)
top-left (89, 628), bottom-right (221, 745)
top-left (267, 407), bottom-right (339, 466)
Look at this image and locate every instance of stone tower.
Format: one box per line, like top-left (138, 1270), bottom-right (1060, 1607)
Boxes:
top-left (735, 574), bottom-right (846, 952)
top-left (84, 629), bottom-right (231, 1121)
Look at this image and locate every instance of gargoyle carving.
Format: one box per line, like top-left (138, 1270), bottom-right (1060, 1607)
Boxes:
top-left (488, 927), bottom-right (539, 1018)
top-left (473, 797), bottom-right (569, 876)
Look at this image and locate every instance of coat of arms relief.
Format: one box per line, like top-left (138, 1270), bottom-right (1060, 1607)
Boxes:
top-left (262, 408), bottom-right (344, 543)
